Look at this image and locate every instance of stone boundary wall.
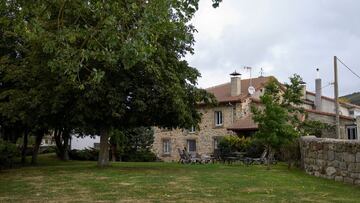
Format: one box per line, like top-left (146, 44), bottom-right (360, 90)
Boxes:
top-left (300, 136), bottom-right (360, 185)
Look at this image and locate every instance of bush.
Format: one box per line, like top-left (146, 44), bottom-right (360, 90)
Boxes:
top-left (120, 150), bottom-right (157, 162)
top-left (218, 135), bottom-right (251, 153)
top-left (69, 148), bottom-right (99, 161)
top-left (279, 139), bottom-right (301, 168)
top-left (0, 139), bottom-right (18, 169)
top-left (245, 139), bottom-right (265, 158)
top-left (40, 146), bottom-right (57, 154)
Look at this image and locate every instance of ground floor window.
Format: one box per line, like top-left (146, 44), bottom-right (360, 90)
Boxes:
top-left (213, 137), bottom-right (222, 150)
top-left (163, 139), bottom-right (171, 154)
top-left (346, 125), bottom-right (357, 140)
top-left (187, 139), bottom-right (196, 152)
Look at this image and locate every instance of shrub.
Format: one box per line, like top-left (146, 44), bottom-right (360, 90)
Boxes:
top-left (69, 148), bottom-right (99, 161)
top-left (0, 139), bottom-right (18, 169)
top-left (121, 150), bottom-right (157, 162)
top-left (40, 146), bottom-right (57, 154)
top-left (279, 139), bottom-right (301, 168)
top-left (218, 135), bottom-right (251, 152)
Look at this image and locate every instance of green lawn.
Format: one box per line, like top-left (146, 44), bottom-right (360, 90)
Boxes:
top-left (0, 154), bottom-right (359, 202)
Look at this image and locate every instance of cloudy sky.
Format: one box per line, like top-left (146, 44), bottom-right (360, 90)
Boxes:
top-left (187, 0), bottom-right (360, 97)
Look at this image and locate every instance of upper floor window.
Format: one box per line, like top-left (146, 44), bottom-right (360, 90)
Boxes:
top-left (346, 126), bottom-right (357, 140)
top-left (188, 126), bottom-right (196, 133)
top-left (214, 111), bottom-right (223, 126)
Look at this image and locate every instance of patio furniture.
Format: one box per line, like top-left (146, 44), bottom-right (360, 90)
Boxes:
top-left (250, 149), bottom-right (267, 164)
top-left (180, 149), bottom-right (201, 164)
top-left (178, 148), bottom-right (190, 164)
top-left (200, 154), bottom-right (212, 164)
top-left (210, 149), bottom-right (221, 163)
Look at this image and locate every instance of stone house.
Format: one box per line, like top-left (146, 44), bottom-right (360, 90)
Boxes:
top-left (152, 72), bottom-right (360, 162)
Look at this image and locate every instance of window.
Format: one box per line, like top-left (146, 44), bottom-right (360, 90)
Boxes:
top-left (213, 137), bottom-right (220, 150)
top-left (188, 126), bottom-right (196, 133)
top-left (163, 139), bottom-right (171, 154)
top-left (187, 139), bottom-right (196, 152)
top-left (214, 111), bottom-right (223, 126)
top-left (346, 126), bottom-right (357, 140)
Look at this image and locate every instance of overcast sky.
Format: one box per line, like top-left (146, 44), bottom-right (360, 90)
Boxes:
top-left (187, 0), bottom-right (360, 97)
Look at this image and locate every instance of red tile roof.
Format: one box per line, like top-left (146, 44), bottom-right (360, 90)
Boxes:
top-left (227, 116), bottom-right (258, 130)
top-left (306, 91), bottom-right (360, 109)
top-left (205, 76), bottom-right (273, 103)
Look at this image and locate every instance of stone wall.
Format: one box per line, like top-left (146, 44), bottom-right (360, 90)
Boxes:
top-left (152, 105), bottom-right (235, 162)
top-left (300, 136), bottom-right (360, 185)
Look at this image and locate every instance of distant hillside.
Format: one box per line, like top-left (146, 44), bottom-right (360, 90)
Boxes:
top-left (341, 92), bottom-right (360, 105)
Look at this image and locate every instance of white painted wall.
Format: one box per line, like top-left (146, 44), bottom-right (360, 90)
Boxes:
top-left (70, 135), bottom-right (100, 150)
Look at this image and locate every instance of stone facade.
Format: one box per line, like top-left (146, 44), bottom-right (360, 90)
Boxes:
top-left (300, 136), bottom-right (360, 185)
top-left (152, 76), bottom-right (359, 162)
top-left (153, 105), bottom-right (237, 162)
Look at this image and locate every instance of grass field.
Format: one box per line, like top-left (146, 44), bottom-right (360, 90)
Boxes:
top-left (0, 154), bottom-right (359, 202)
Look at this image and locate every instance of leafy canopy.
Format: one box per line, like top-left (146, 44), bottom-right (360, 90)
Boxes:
top-left (251, 75), bottom-right (304, 150)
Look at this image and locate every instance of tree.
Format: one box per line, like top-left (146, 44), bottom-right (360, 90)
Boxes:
top-left (2, 0), bottom-right (216, 167)
top-left (251, 75), bottom-right (304, 169)
top-left (110, 127), bottom-right (154, 162)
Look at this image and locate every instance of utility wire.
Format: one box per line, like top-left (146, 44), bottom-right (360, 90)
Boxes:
top-left (312, 82), bottom-right (333, 92)
top-left (336, 57), bottom-right (360, 80)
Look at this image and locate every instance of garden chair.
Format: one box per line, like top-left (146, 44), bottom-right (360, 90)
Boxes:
top-left (250, 149), bottom-right (267, 164)
top-left (184, 150), bottom-right (201, 164)
top-left (200, 154), bottom-right (212, 164)
top-left (178, 148), bottom-right (190, 164)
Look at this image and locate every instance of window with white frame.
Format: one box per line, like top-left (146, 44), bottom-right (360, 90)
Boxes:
top-left (187, 139), bottom-right (196, 152)
top-left (346, 126), bottom-right (357, 140)
top-left (214, 111), bottom-right (223, 126)
top-left (163, 139), bottom-right (171, 154)
top-left (188, 126), bottom-right (196, 133)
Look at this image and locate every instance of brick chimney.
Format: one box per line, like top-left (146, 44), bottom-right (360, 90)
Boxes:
top-left (230, 71), bottom-right (241, 96)
top-left (315, 68), bottom-right (322, 111)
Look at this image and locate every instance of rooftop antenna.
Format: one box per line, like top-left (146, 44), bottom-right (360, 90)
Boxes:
top-left (260, 68), bottom-right (264, 77)
top-left (244, 66), bottom-right (255, 95)
top-left (244, 66), bottom-right (252, 85)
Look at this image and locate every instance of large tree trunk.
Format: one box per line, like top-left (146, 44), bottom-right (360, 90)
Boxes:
top-left (54, 129), bottom-right (63, 158)
top-left (21, 130), bottom-right (29, 165)
top-left (31, 131), bottom-right (44, 165)
top-left (111, 144), bottom-right (117, 162)
top-left (62, 131), bottom-right (70, 161)
top-left (98, 128), bottom-right (110, 167)
top-left (54, 129), bottom-right (70, 161)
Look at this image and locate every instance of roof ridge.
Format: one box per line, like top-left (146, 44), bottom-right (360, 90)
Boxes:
top-left (205, 76), bottom-right (273, 90)
top-left (306, 91), bottom-right (360, 109)
top-left (205, 82), bottom-right (230, 90)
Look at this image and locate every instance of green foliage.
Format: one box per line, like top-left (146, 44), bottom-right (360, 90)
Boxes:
top-left (341, 92), bottom-right (360, 105)
top-left (1, 0), bottom-right (217, 166)
top-left (299, 119), bottom-right (335, 137)
top-left (121, 150), bottom-right (157, 162)
top-left (251, 75), bottom-right (304, 151)
top-left (0, 139), bottom-right (18, 169)
top-left (218, 135), bottom-right (252, 156)
top-left (69, 148), bottom-right (99, 161)
top-left (110, 127), bottom-right (155, 162)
